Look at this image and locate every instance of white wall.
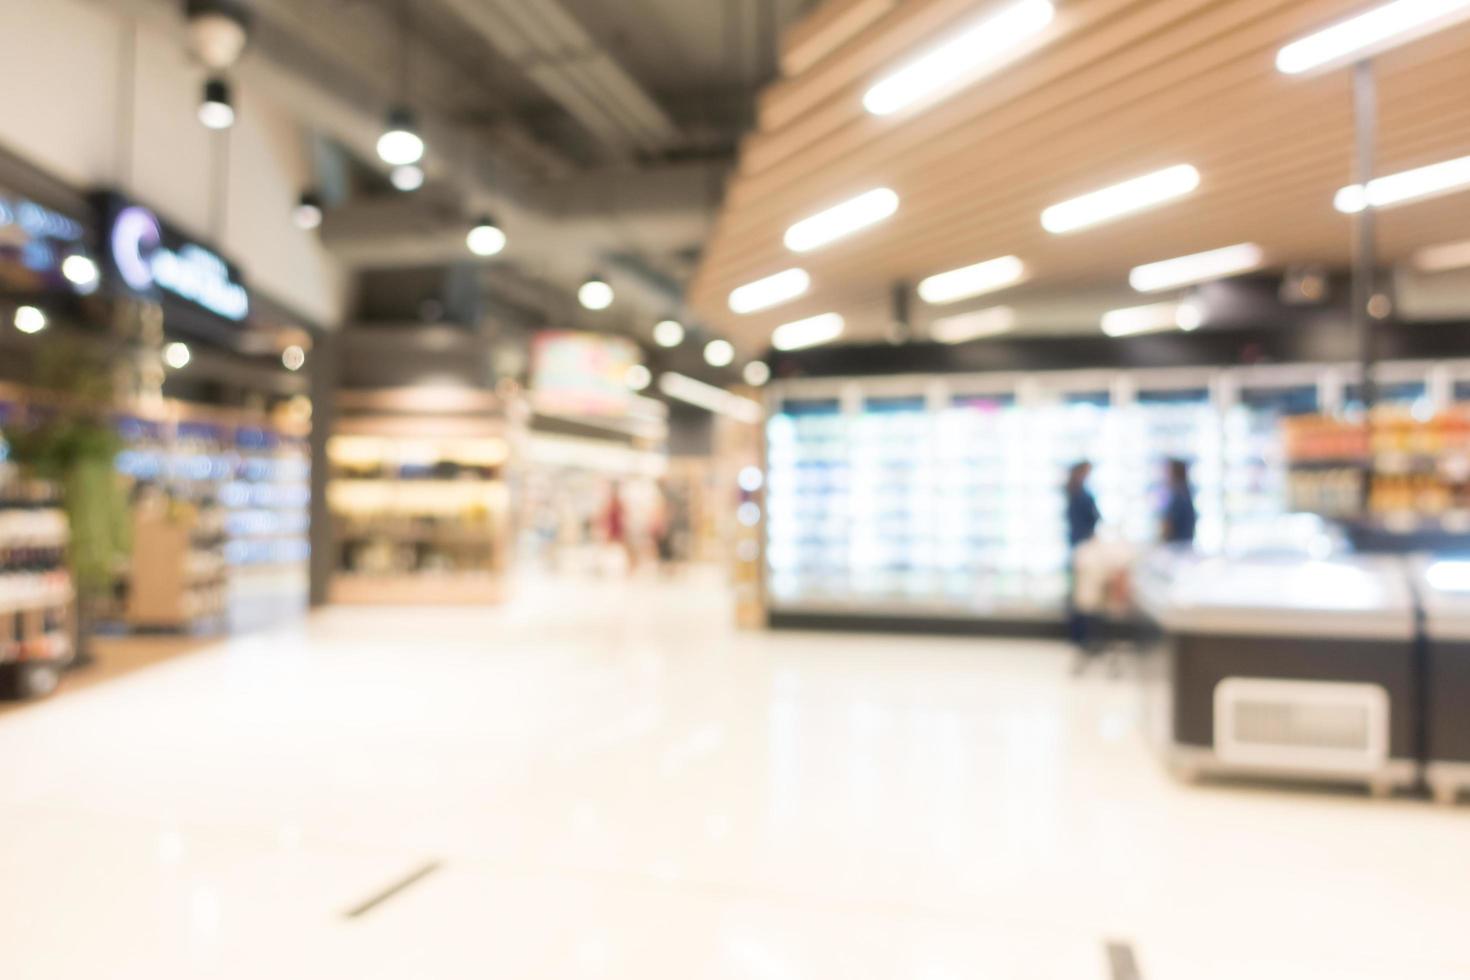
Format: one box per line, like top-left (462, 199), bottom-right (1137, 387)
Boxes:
top-left (0, 0), bottom-right (345, 327)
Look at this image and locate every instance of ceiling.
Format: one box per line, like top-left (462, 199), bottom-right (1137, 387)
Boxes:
top-left (687, 0), bottom-right (1470, 350)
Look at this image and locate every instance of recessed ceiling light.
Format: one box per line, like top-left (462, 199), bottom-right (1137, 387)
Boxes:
top-left (929, 306), bottom-right (1017, 344)
top-left (784, 188), bottom-right (898, 253)
top-left (1041, 165), bottom-right (1200, 234)
top-left (1129, 243), bottom-right (1264, 292)
top-left (1334, 154), bottom-right (1470, 213)
top-left (728, 268), bottom-right (810, 314)
top-left (1276, 0), bottom-right (1470, 75)
top-left (917, 255), bottom-right (1025, 304)
top-left (772, 312), bottom-right (845, 351)
top-left (863, 0), bottom-right (1055, 115)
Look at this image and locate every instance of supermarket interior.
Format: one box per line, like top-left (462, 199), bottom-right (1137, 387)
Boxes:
top-left (4, 0), bottom-right (1470, 976)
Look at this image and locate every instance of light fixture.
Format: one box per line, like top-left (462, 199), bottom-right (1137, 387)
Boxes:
top-left (1041, 164), bottom-right (1200, 234)
top-left (578, 275), bottom-right (613, 310)
top-left (653, 319), bottom-right (685, 347)
top-left (743, 361), bottom-right (771, 386)
top-left (1427, 559), bottom-right (1470, 592)
top-left (293, 192), bottom-right (324, 231)
top-left (785, 188), bottom-right (898, 253)
top-left (164, 341), bottom-right (192, 369)
top-left (198, 77), bottom-right (235, 130)
top-left (1276, 0), bottom-right (1470, 75)
top-left (377, 107), bottom-right (424, 166)
top-left (728, 268), bottom-right (810, 314)
top-left (658, 372), bottom-right (763, 424)
top-left (1414, 238), bottom-right (1470, 272)
top-left (863, 0), bottom-right (1055, 115)
top-left (1100, 301), bottom-right (1201, 337)
top-left (1334, 154), bottom-right (1470, 213)
top-left (1129, 243), bottom-right (1264, 292)
top-left (704, 338), bottom-right (735, 367)
top-left (61, 253), bottom-right (100, 291)
top-left (281, 344), bottom-right (306, 371)
top-left (929, 306), bottom-right (1017, 344)
top-left (185, 0), bottom-right (252, 70)
top-left (389, 165), bottom-right (424, 192)
top-left (772, 312), bottom-right (845, 351)
top-left (917, 255), bottom-right (1025, 304)
top-left (466, 215), bottom-right (506, 257)
top-left (13, 305), bottom-right (46, 334)
top-left (625, 364), bottom-right (652, 391)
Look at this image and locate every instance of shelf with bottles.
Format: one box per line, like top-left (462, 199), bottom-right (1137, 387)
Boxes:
top-left (0, 503), bottom-right (75, 699)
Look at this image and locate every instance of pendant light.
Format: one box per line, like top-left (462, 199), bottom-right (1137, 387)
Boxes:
top-left (377, 2), bottom-right (424, 166)
top-left (578, 275), bottom-right (614, 310)
top-left (390, 164), bottom-right (424, 192)
top-left (466, 214), bottom-right (506, 257)
top-left (198, 77), bottom-right (235, 130)
top-left (293, 191), bottom-right (324, 230)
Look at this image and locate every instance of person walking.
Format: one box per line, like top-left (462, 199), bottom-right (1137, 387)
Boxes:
top-left (1065, 460), bottom-right (1102, 660)
top-left (1161, 458), bottom-right (1197, 546)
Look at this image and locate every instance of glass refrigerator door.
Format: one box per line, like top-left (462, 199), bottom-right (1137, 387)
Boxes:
top-left (766, 403), bottom-right (851, 606)
top-left (849, 399), bottom-right (934, 601)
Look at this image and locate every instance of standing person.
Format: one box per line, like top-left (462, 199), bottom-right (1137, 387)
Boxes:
top-left (602, 482), bottom-right (636, 576)
top-left (1161, 458), bottom-right (1197, 546)
top-left (1065, 461), bottom-right (1101, 659)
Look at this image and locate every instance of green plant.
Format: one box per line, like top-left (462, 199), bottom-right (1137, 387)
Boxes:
top-left (2, 343), bottom-right (130, 656)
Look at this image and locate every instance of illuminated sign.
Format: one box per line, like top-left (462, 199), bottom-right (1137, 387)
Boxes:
top-left (0, 194), bottom-right (85, 286)
top-left (531, 330), bottom-right (640, 417)
top-left (106, 203), bottom-right (249, 321)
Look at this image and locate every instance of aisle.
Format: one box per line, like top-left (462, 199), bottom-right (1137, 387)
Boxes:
top-left (0, 569), bottom-right (1467, 979)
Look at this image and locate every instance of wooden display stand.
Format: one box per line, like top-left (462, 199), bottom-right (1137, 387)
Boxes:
top-left (126, 508), bottom-right (225, 631)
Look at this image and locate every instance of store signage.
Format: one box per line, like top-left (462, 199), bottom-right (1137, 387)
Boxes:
top-left (106, 203), bottom-right (249, 321)
top-left (0, 193), bottom-right (85, 284)
top-left (531, 330), bottom-right (640, 417)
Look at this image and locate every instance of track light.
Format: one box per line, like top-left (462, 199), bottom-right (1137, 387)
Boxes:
top-left (198, 77), bottom-right (235, 130)
top-left (578, 275), bottom-right (613, 310)
top-left (466, 215), bottom-right (506, 257)
top-left (293, 192), bottom-right (324, 231)
top-left (377, 107), bottom-right (424, 166)
top-left (389, 165), bottom-right (424, 192)
top-left (653, 319), bottom-right (685, 347)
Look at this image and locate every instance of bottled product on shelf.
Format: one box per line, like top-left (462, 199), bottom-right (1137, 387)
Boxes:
top-left (0, 503), bottom-right (74, 697)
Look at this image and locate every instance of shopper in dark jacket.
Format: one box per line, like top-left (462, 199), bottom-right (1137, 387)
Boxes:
top-left (1065, 461), bottom-right (1101, 655)
top-left (1161, 458), bottom-right (1197, 546)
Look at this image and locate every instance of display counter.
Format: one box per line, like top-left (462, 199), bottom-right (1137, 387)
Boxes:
top-left (1135, 550), bottom-right (1420, 795)
top-left (1415, 557), bottom-right (1470, 804)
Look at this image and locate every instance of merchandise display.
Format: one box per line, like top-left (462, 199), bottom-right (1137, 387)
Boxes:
top-left (328, 435), bottom-right (510, 604)
top-left (0, 497), bottom-right (74, 699)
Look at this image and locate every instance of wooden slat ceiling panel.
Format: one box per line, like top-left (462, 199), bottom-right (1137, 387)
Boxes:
top-left (691, 0), bottom-right (1470, 347)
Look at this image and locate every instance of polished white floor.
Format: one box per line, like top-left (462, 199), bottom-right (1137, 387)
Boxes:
top-left (2, 569), bottom-right (1469, 978)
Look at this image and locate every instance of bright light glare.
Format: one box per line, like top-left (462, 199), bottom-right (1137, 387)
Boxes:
top-left (293, 204), bottom-right (323, 231)
top-left (377, 128), bottom-right (424, 166)
top-left (1427, 559), bottom-right (1470, 592)
top-left (863, 0), bottom-right (1055, 115)
top-left (164, 341), bottom-right (192, 369)
top-left (728, 268), bottom-right (810, 313)
top-left (1415, 238), bottom-right (1470, 272)
top-left (704, 339), bottom-right (735, 367)
top-left (658, 372), bottom-right (763, 424)
top-left (1276, 0), bottom-right (1470, 75)
top-left (578, 279), bottom-right (614, 310)
top-left (1129, 243), bottom-right (1264, 292)
top-left (653, 319), bottom-right (685, 347)
top-left (1100, 302), bottom-right (1198, 337)
top-left (784, 188), bottom-right (898, 253)
top-left (1334, 154), bottom-right (1470, 213)
top-left (930, 306), bottom-right (1017, 344)
top-left (772, 312), bottom-right (845, 351)
top-left (738, 466), bottom-right (764, 492)
top-left (625, 364), bottom-right (652, 391)
top-left (390, 165), bottom-right (425, 192)
top-left (282, 345), bottom-right (306, 371)
top-left (918, 255), bottom-right (1025, 304)
top-left (198, 100), bottom-right (234, 130)
top-left (466, 223), bottom-right (506, 257)
top-left (743, 360), bottom-right (771, 386)
top-left (61, 254), bottom-right (99, 288)
top-left (1041, 165), bottom-right (1200, 234)
top-left (13, 305), bottom-right (46, 334)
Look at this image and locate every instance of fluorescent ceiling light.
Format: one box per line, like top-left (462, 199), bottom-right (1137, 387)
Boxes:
top-left (918, 255), bottom-right (1025, 304)
top-left (1100, 300), bottom-right (1203, 337)
top-left (784, 188), bottom-right (898, 253)
top-left (1129, 243), bottom-right (1264, 292)
top-left (658, 372), bottom-right (763, 424)
top-left (930, 306), bottom-right (1017, 344)
top-left (863, 0), bottom-right (1055, 116)
top-left (772, 312), bottom-right (845, 351)
top-left (1414, 238), bottom-right (1470, 272)
top-left (1276, 0), bottom-right (1470, 75)
top-left (1041, 165), bottom-right (1200, 234)
top-left (728, 268), bottom-right (810, 314)
top-left (1334, 154), bottom-right (1470, 213)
